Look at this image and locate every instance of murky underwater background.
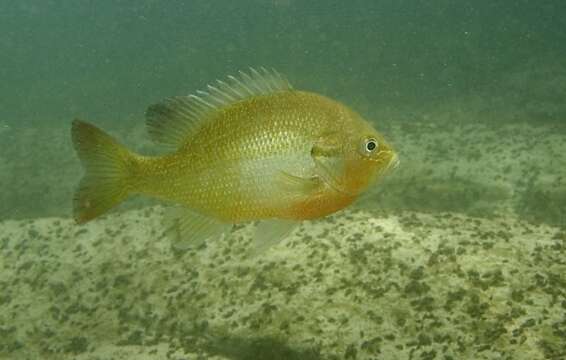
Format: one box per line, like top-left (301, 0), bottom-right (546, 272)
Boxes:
top-left (0, 1), bottom-right (565, 359)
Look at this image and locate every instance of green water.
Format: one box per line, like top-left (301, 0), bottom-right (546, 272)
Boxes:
top-left (0, 1), bottom-right (565, 359)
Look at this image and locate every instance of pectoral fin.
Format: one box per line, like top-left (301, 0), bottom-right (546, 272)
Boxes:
top-left (164, 206), bottom-right (232, 250)
top-left (311, 134), bottom-right (346, 193)
top-left (276, 171), bottom-right (323, 196)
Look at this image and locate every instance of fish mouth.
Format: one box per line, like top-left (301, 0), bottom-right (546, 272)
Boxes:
top-left (386, 152), bottom-right (400, 173)
top-left (366, 150), bottom-right (398, 186)
top-left (374, 150), bottom-right (399, 174)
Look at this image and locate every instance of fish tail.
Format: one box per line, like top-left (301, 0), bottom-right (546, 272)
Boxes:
top-left (71, 119), bottom-right (137, 224)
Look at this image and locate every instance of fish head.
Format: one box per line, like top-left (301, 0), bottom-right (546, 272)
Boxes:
top-left (312, 109), bottom-right (398, 197)
top-left (343, 116), bottom-right (397, 194)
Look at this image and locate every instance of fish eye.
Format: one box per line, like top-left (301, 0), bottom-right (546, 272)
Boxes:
top-left (363, 138), bottom-right (378, 154)
top-left (366, 140), bottom-right (377, 151)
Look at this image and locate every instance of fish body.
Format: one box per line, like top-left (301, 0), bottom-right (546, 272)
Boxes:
top-left (72, 69), bottom-right (397, 250)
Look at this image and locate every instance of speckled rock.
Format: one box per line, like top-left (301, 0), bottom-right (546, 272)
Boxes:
top-left (369, 121), bottom-right (566, 226)
top-left (1, 207), bottom-right (565, 359)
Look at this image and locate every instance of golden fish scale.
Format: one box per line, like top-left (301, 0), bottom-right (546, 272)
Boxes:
top-left (136, 91), bottom-right (351, 222)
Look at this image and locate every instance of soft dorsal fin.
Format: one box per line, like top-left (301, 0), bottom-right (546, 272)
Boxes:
top-left (145, 67), bottom-right (293, 149)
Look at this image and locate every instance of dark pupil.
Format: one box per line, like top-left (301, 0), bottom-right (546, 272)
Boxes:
top-left (366, 141), bottom-right (376, 151)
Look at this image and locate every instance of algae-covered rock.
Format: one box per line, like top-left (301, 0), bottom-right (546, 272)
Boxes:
top-left (516, 176), bottom-right (566, 228)
top-left (1, 207), bottom-right (564, 359)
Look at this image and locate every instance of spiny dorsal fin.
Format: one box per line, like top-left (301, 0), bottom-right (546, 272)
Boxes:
top-left (145, 67), bottom-right (293, 149)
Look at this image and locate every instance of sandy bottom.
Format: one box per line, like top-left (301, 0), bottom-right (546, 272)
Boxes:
top-left (1, 206), bottom-right (565, 360)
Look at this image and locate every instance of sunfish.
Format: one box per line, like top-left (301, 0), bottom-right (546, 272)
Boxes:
top-left (71, 68), bottom-right (398, 251)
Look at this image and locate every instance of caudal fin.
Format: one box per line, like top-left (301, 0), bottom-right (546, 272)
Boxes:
top-left (71, 119), bottom-right (136, 223)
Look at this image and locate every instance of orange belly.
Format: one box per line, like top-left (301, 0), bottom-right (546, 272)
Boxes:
top-left (285, 192), bottom-right (357, 220)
